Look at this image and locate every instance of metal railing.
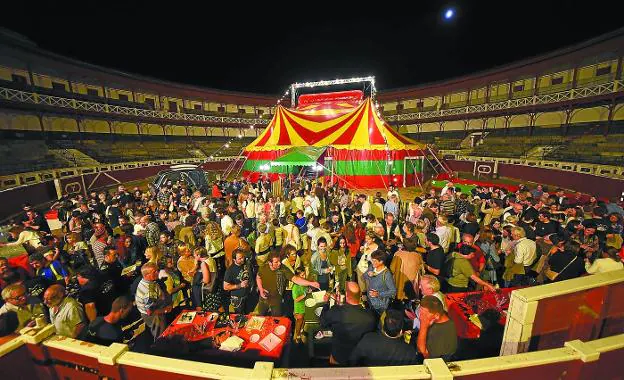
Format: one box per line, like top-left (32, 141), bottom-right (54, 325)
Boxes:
top-left (0, 87), bottom-right (271, 126)
top-left (386, 80), bottom-right (623, 123)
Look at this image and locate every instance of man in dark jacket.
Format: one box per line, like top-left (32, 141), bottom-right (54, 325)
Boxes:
top-left (319, 281), bottom-right (376, 366)
top-left (349, 309), bottom-right (419, 366)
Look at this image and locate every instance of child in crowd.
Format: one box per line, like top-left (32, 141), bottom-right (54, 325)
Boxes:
top-left (291, 266), bottom-right (308, 344)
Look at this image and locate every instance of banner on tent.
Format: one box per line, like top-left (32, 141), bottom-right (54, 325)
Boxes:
top-left (298, 90), bottom-right (363, 107)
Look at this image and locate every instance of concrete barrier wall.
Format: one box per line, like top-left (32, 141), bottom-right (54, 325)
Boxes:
top-left (0, 159), bottom-right (239, 221)
top-left (1, 329), bottom-right (622, 380)
top-left (446, 159), bottom-right (624, 199)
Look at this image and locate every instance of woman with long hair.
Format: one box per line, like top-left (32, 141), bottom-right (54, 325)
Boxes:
top-left (477, 229), bottom-right (500, 285)
top-left (144, 246), bottom-right (164, 268)
top-left (204, 221), bottom-right (225, 274)
top-left (159, 255), bottom-right (187, 315)
top-left (192, 247), bottom-right (225, 312)
top-left (166, 211), bottom-right (181, 233)
top-left (356, 231), bottom-right (379, 294)
top-left (329, 236), bottom-right (352, 293)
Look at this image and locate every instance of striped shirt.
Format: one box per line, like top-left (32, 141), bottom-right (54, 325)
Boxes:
top-left (135, 279), bottom-right (164, 315)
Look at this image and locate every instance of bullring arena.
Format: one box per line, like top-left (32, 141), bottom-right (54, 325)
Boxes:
top-left (0, 10), bottom-right (623, 380)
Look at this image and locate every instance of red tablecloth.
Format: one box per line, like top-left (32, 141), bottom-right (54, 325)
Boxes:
top-left (160, 312), bottom-right (291, 361)
top-left (44, 210), bottom-right (58, 220)
top-left (445, 288), bottom-right (518, 339)
top-left (8, 254), bottom-right (33, 276)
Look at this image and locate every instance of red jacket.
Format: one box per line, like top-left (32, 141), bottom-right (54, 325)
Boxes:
top-left (212, 185), bottom-right (223, 198)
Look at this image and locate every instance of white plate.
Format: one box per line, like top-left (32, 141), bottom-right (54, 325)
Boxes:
top-left (314, 306), bottom-right (324, 317)
top-left (274, 325), bottom-right (286, 335)
top-left (249, 334), bottom-right (260, 343)
top-left (305, 298), bottom-right (316, 308)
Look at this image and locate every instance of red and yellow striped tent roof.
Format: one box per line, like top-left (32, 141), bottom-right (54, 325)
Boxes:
top-left (244, 98), bottom-right (426, 152)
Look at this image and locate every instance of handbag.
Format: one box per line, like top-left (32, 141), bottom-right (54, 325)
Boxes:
top-left (544, 256), bottom-right (577, 281)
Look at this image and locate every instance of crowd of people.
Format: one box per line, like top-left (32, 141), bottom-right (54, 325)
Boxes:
top-left (0, 175), bottom-right (623, 366)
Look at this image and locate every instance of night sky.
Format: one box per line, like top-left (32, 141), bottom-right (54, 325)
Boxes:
top-left (1, 1), bottom-right (622, 95)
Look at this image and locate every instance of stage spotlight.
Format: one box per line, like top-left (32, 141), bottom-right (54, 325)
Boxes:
top-left (444, 8), bottom-right (454, 20)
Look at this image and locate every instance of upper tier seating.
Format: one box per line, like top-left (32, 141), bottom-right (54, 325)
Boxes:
top-left (0, 140), bottom-right (67, 175)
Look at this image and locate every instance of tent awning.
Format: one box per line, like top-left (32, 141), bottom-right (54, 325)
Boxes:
top-left (270, 146), bottom-right (326, 167)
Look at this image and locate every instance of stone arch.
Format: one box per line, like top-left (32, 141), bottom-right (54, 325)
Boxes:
top-left (534, 111), bottom-right (566, 127)
top-left (570, 106), bottom-right (610, 124)
top-left (81, 119), bottom-right (110, 134)
top-left (43, 116), bottom-right (78, 132)
top-left (509, 113), bottom-right (531, 128)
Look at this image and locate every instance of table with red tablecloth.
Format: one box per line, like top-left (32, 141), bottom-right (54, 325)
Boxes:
top-left (0, 228), bottom-right (32, 275)
top-left (155, 311), bottom-right (291, 367)
top-left (445, 288), bottom-right (518, 339)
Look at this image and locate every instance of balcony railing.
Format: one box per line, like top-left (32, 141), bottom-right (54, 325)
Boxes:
top-left (386, 80), bottom-right (623, 123)
top-left (0, 86), bottom-right (271, 126)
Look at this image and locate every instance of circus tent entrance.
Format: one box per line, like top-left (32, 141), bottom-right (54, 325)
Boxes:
top-left (269, 146), bottom-right (327, 180)
top-left (270, 146), bottom-right (327, 168)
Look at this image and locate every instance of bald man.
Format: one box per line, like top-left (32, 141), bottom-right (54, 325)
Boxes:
top-left (319, 282), bottom-right (376, 365)
top-left (43, 284), bottom-right (86, 338)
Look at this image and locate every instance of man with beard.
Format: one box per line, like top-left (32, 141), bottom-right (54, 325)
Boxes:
top-left (223, 249), bottom-right (250, 314)
top-left (256, 252), bottom-right (319, 317)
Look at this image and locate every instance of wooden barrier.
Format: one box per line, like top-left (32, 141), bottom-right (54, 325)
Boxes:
top-left (2, 270), bottom-right (623, 380)
top-left (501, 270), bottom-right (624, 355)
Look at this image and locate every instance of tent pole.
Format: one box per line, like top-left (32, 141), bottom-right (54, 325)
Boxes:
top-left (233, 154), bottom-right (248, 180)
top-left (224, 147), bottom-right (245, 180)
top-left (413, 158), bottom-right (425, 194)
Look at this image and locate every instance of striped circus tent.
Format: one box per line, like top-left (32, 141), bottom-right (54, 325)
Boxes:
top-left (242, 97), bottom-right (428, 188)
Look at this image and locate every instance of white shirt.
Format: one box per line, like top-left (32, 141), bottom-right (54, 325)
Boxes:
top-left (361, 200), bottom-right (371, 217)
top-left (513, 237), bottom-right (537, 266)
top-left (191, 196), bottom-right (205, 212)
top-left (49, 297), bottom-right (85, 338)
top-left (221, 214), bottom-right (234, 236)
top-left (585, 258), bottom-right (623, 274)
top-left (358, 250), bottom-right (372, 273)
top-left (435, 225), bottom-right (453, 253)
